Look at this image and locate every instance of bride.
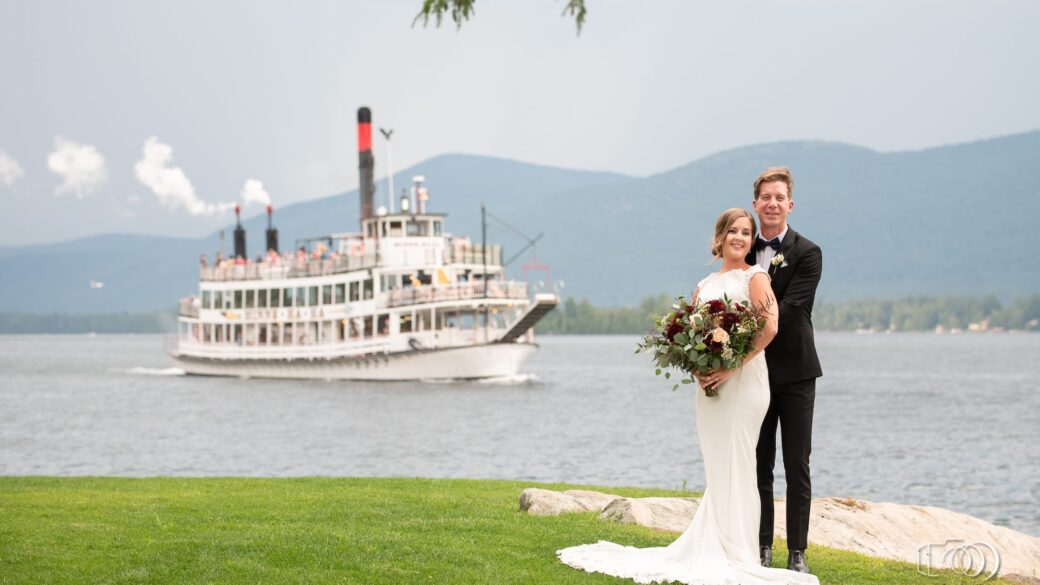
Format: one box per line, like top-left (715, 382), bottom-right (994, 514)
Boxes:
top-left (557, 209), bottom-right (820, 585)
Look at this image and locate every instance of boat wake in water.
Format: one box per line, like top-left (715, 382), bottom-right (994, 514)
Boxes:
top-left (119, 366), bottom-right (187, 377)
top-left (418, 373), bottom-right (540, 385)
top-left (477, 373), bottom-right (540, 385)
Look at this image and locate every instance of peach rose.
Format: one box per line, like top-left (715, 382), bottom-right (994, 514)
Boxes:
top-left (710, 327), bottom-right (730, 345)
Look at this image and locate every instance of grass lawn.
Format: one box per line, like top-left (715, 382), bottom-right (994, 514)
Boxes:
top-left (0, 477), bottom-right (1009, 584)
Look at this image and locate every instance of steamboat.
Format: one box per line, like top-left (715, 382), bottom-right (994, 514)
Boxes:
top-left (170, 108), bottom-right (558, 380)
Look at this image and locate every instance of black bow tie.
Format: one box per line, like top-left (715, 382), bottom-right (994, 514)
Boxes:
top-left (755, 237), bottom-right (781, 252)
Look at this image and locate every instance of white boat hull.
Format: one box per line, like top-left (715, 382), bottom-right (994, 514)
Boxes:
top-left (171, 342), bottom-right (536, 381)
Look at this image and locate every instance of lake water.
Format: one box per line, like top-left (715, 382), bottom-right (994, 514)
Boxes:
top-left (0, 333), bottom-right (1037, 536)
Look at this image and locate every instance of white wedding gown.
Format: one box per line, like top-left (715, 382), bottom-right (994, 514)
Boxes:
top-left (557, 266), bottom-right (820, 585)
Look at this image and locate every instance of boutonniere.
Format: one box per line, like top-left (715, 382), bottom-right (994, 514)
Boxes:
top-left (770, 253), bottom-right (787, 274)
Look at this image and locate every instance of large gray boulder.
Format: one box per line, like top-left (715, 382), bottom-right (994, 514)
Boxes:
top-left (518, 487), bottom-right (622, 516)
top-left (599, 496), bottom-right (700, 533)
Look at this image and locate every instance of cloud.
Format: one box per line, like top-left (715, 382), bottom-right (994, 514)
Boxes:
top-left (240, 178), bottom-right (272, 207)
top-left (134, 136), bottom-right (235, 216)
top-left (0, 151), bottom-right (25, 186)
top-left (46, 137), bottom-right (108, 197)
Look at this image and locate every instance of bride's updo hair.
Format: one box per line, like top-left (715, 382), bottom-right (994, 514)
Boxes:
top-left (711, 208), bottom-right (757, 260)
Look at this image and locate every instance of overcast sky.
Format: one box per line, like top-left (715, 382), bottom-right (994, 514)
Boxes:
top-left (1, 0), bottom-right (1038, 245)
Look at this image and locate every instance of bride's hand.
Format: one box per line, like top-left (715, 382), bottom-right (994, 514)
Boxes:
top-left (700, 368), bottom-right (736, 391)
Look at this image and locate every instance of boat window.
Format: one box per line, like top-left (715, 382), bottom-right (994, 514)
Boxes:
top-left (268, 289), bottom-right (279, 308)
top-left (406, 221), bottom-right (428, 237)
top-left (296, 287), bottom-right (306, 307)
top-left (311, 286), bottom-right (321, 306)
top-left (363, 279), bottom-right (373, 300)
top-left (245, 290), bottom-right (255, 309)
top-left (203, 324), bottom-right (212, 342)
top-left (234, 290), bottom-right (243, 309)
top-left (202, 290), bottom-right (211, 309)
top-left (440, 310), bottom-right (458, 329)
top-left (270, 323), bottom-right (281, 345)
top-left (400, 313), bottom-right (413, 333)
top-left (364, 316), bottom-right (373, 338)
top-left (389, 221), bottom-right (403, 237)
top-left (377, 314), bottom-right (389, 335)
top-left (335, 284), bottom-right (345, 304)
top-left (433, 221), bottom-right (442, 236)
top-left (349, 282), bottom-right (359, 302)
top-left (258, 289), bottom-right (267, 308)
top-left (283, 288), bottom-right (293, 308)
top-left (459, 311), bottom-right (475, 330)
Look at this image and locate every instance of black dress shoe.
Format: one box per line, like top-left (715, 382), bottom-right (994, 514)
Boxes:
top-left (787, 549), bottom-right (810, 573)
top-left (759, 545), bottom-right (772, 567)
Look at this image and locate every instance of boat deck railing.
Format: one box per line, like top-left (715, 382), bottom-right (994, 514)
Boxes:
top-left (444, 244), bottom-right (502, 266)
top-left (198, 244), bottom-right (503, 282)
top-left (386, 281), bottom-right (528, 308)
top-left (200, 254), bottom-right (378, 282)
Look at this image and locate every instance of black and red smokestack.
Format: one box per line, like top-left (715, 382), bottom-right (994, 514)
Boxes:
top-left (233, 204), bottom-right (247, 259)
top-left (265, 204), bottom-right (278, 253)
top-left (357, 107), bottom-right (375, 224)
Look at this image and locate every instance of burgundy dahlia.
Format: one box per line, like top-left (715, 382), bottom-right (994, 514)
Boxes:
top-left (664, 322), bottom-right (684, 342)
top-left (721, 312), bottom-right (741, 330)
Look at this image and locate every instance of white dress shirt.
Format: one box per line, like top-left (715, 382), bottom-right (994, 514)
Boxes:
top-left (755, 226), bottom-right (788, 270)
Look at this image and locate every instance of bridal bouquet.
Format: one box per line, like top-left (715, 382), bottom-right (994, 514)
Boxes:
top-left (636, 294), bottom-right (767, 396)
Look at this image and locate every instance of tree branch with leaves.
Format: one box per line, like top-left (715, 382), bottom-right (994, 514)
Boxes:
top-left (413, 0), bottom-right (587, 34)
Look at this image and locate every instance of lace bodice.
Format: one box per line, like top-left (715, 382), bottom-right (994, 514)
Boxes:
top-left (695, 265), bottom-right (769, 306)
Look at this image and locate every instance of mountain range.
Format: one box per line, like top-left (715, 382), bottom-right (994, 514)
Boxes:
top-left (1, 130), bottom-right (1037, 313)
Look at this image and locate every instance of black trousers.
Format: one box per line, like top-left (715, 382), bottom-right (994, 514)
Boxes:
top-left (756, 377), bottom-right (816, 551)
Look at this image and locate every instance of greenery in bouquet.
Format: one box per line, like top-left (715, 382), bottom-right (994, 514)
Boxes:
top-left (636, 294), bottom-right (767, 396)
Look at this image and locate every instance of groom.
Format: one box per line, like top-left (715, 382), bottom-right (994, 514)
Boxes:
top-left (744, 167), bottom-right (823, 574)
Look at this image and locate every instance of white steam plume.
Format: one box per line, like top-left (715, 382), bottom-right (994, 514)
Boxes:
top-left (46, 137), bottom-right (108, 197)
top-left (240, 178), bottom-right (272, 207)
top-left (134, 136), bottom-right (234, 216)
top-left (0, 150), bottom-right (24, 186)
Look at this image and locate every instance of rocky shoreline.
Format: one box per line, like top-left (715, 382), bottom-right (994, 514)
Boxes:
top-left (521, 488), bottom-right (1040, 580)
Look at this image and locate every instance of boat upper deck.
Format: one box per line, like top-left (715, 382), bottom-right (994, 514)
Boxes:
top-left (200, 240), bottom-right (503, 282)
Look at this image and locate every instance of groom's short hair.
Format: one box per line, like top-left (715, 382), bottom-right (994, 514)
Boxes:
top-left (754, 167), bottom-right (794, 199)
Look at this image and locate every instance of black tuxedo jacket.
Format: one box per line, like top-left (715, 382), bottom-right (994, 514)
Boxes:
top-left (745, 227), bottom-right (823, 385)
